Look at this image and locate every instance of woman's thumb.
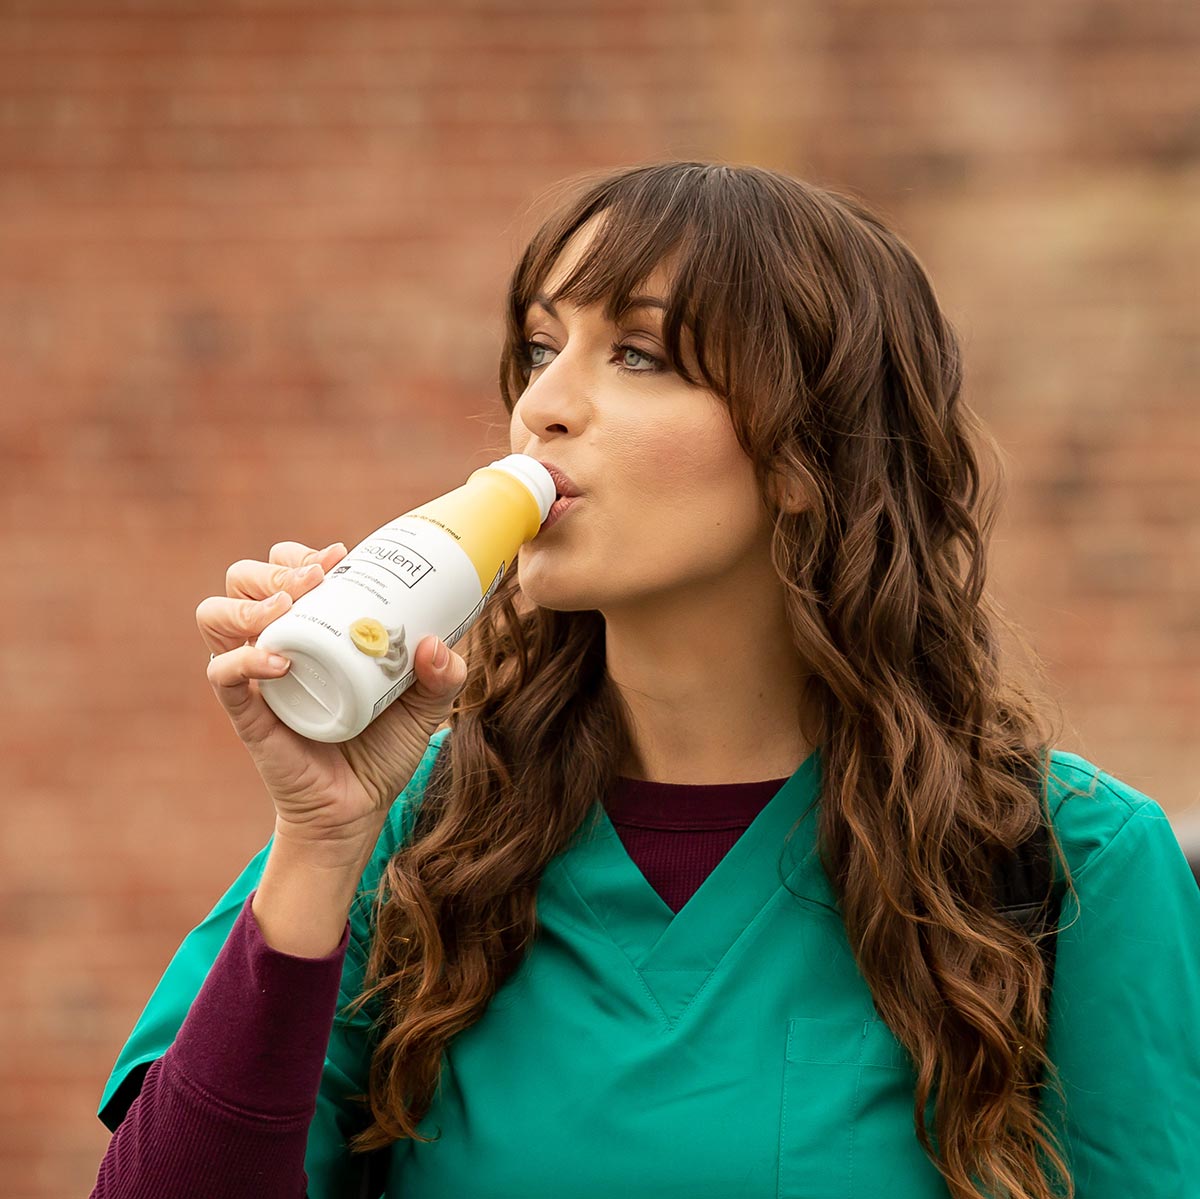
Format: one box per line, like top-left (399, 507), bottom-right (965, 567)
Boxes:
top-left (409, 635), bottom-right (468, 705)
top-left (346, 636), bottom-right (466, 802)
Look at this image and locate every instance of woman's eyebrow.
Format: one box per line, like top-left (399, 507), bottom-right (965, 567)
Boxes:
top-left (615, 294), bottom-right (668, 317)
top-left (529, 292), bottom-right (668, 318)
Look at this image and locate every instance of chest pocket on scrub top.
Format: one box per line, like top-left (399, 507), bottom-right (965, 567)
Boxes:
top-left (778, 1018), bottom-right (947, 1199)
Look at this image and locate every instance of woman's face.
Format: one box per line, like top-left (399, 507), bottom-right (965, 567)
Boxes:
top-left (509, 215), bottom-right (773, 615)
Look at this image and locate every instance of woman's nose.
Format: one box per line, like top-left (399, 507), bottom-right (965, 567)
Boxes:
top-left (515, 349), bottom-right (591, 434)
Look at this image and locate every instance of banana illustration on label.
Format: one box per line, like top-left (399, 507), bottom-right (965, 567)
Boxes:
top-left (349, 617), bottom-right (408, 680)
top-left (349, 617), bottom-right (389, 657)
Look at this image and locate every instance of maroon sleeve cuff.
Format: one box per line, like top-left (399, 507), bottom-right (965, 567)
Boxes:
top-left (90, 891), bottom-right (352, 1197)
top-left (91, 1053), bottom-right (318, 1197)
top-left (165, 887), bottom-right (351, 1119)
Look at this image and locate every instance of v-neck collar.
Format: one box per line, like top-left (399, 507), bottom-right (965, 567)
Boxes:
top-left (548, 748), bottom-right (826, 1025)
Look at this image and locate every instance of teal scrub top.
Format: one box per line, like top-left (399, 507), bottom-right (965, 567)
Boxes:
top-left (99, 731), bottom-right (1200, 1197)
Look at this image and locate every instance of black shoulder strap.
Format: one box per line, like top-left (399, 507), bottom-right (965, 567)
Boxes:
top-left (351, 1146), bottom-right (391, 1199)
top-left (993, 816), bottom-right (1064, 1001)
top-left (993, 752), bottom-right (1066, 996)
top-left (992, 753), bottom-right (1068, 1108)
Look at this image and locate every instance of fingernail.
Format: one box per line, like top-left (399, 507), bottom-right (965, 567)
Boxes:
top-left (267, 654), bottom-right (290, 671)
top-left (433, 640), bottom-right (448, 669)
top-left (322, 542), bottom-right (347, 556)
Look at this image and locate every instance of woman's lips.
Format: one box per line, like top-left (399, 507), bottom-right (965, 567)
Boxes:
top-left (540, 494), bottom-right (581, 531)
top-left (538, 461), bottom-right (582, 499)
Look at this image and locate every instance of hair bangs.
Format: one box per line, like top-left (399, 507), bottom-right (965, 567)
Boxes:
top-left (501, 164), bottom-right (759, 403)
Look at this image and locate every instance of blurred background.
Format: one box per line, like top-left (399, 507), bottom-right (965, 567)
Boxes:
top-left (1, 0), bottom-right (1197, 1194)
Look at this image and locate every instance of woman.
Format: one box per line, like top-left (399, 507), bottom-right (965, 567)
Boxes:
top-left (93, 162), bottom-right (1200, 1198)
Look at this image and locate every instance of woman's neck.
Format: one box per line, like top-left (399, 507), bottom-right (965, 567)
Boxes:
top-left (604, 592), bottom-right (816, 786)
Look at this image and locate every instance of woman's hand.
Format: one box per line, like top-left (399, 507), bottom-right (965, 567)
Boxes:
top-left (196, 539), bottom-right (467, 858)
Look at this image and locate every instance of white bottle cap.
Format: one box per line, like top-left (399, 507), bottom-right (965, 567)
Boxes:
top-left (484, 454), bottom-right (557, 523)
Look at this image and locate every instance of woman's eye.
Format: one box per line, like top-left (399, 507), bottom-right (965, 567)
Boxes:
top-left (520, 339), bottom-right (662, 375)
top-left (525, 342), bottom-right (557, 370)
top-left (613, 343), bottom-right (663, 373)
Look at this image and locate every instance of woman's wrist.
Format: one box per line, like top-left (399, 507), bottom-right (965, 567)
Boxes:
top-left (252, 822), bottom-right (381, 957)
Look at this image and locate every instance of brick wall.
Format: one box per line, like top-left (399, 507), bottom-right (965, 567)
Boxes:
top-left (1, 1), bottom-right (1197, 1193)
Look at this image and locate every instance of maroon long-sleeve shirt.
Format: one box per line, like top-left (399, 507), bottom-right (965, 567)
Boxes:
top-left (91, 774), bottom-right (789, 1198)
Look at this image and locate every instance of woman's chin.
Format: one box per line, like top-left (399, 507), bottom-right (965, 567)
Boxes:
top-left (515, 564), bottom-right (596, 612)
top-left (517, 584), bottom-right (595, 613)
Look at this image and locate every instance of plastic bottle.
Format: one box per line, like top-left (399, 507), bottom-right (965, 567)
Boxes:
top-left (256, 454), bottom-right (556, 742)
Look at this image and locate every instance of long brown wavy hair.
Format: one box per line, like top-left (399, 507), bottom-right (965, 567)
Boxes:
top-left (345, 162), bottom-right (1076, 1199)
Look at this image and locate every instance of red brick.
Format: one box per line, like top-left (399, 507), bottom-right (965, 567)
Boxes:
top-left (2, 2), bottom-right (1198, 1192)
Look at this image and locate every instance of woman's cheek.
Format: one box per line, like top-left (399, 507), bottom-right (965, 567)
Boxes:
top-left (620, 425), bottom-right (710, 502)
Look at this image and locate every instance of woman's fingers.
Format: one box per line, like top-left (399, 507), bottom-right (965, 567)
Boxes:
top-left (196, 539), bottom-right (350, 750)
top-left (198, 542), bottom-right (347, 657)
top-left (267, 540), bottom-right (345, 568)
top-left (205, 642), bottom-right (293, 749)
top-left (195, 589), bottom-right (295, 657)
top-left (227, 541), bottom-right (346, 602)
